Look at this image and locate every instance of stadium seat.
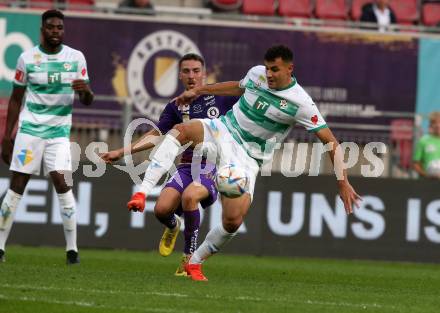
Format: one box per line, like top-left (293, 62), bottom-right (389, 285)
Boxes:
top-left (315, 0), bottom-right (347, 20)
top-left (66, 0), bottom-right (95, 11)
top-left (27, 0), bottom-right (55, 9)
top-left (242, 0), bottom-right (275, 16)
top-left (209, 0), bottom-right (242, 11)
top-left (351, 0), bottom-right (371, 20)
top-left (278, 0), bottom-right (313, 18)
top-left (389, 0), bottom-right (418, 24)
top-left (422, 3), bottom-right (440, 26)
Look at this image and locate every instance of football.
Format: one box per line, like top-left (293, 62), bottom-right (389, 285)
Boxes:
top-left (216, 164), bottom-right (250, 198)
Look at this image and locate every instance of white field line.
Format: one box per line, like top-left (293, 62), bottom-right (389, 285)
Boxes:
top-left (205, 294), bottom-right (394, 310)
top-left (0, 294), bottom-right (187, 313)
top-left (3, 283), bottom-right (188, 298)
top-left (2, 283), bottom-right (396, 310)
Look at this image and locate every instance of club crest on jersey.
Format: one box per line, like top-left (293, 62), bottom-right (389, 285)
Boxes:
top-left (280, 100), bottom-right (288, 109)
top-left (207, 106), bottom-right (220, 118)
top-left (63, 63), bottom-right (72, 71)
top-left (127, 30), bottom-right (201, 121)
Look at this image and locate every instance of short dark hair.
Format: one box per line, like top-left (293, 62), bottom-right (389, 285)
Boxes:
top-left (264, 45), bottom-right (293, 63)
top-left (179, 53), bottom-right (205, 68)
top-left (42, 10), bottom-right (64, 24)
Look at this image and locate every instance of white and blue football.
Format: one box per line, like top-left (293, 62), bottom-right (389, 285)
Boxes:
top-left (216, 164), bottom-right (249, 198)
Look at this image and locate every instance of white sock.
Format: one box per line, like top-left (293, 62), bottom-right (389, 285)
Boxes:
top-left (190, 225), bottom-right (236, 264)
top-left (0, 189), bottom-right (22, 251)
top-left (57, 190), bottom-right (77, 252)
top-left (139, 134), bottom-right (181, 195)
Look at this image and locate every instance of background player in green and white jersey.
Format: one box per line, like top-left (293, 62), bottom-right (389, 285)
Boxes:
top-left (0, 10), bottom-right (94, 264)
top-left (413, 111), bottom-right (440, 179)
top-left (127, 45), bottom-right (361, 281)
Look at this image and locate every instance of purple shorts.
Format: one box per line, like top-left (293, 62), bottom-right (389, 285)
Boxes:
top-left (164, 163), bottom-right (218, 211)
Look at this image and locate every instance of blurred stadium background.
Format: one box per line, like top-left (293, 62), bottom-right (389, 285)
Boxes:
top-left (0, 2), bottom-right (440, 310)
top-left (0, 0), bottom-right (440, 313)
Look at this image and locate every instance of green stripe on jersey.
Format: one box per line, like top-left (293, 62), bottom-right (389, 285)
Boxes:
top-left (20, 121), bottom-right (70, 139)
top-left (239, 97), bottom-right (290, 133)
top-left (26, 61), bottom-right (78, 73)
top-left (28, 83), bottom-right (73, 94)
top-left (246, 80), bottom-right (299, 116)
top-left (220, 115), bottom-right (264, 166)
top-left (221, 110), bottom-right (267, 151)
top-left (26, 102), bottom-right (72, 116)
top-left (308, 124), bottom-right (328, 133)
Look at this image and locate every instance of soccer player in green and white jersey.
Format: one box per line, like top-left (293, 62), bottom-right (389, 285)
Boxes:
top-left (127, 45), bottom-right (361, 281)
top-left (0, 10), bottom-right (93, 264)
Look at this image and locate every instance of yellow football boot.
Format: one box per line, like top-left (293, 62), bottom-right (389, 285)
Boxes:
top-left (159, 216), bottom-right (181, 257)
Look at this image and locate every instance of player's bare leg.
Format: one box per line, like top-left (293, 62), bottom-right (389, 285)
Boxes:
top-left (128, 120), bottom-right (205, 212)
top-left (186, 194), bottom-right (251, 281)
top-left (155, 187), bottom-right (182, 257)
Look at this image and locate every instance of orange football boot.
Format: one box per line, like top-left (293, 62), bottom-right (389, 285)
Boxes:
top-left (127, 192), bottom-right (146, 212)
top-left (185, 262), bottom-right (208, 281)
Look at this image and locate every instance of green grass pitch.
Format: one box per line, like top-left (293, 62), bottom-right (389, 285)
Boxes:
top-left (0, 245), bottom-right (439, 313)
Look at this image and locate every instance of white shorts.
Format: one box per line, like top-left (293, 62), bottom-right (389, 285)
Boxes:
top-left (10, 132), bottom-right (72, 176)
top-left (199, 118), bottom-right (260, 201)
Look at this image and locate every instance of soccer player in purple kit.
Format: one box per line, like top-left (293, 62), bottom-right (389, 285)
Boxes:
top-left (100, 53), bottom-right (237, 275)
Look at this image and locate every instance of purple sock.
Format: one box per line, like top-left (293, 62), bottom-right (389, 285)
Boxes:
top-left (157, 214), bottom-right (177, 230)
top-left (183, 210), bottom-right (200, 255)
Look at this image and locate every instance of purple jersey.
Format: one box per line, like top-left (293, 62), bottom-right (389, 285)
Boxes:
top-left (157, 95), bottom-right (238, 163)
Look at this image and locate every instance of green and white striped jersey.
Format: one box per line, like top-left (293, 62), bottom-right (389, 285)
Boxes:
top-left (13, 44), bottom-right (89, 139)
top-left (220, 65), bottom-right (327, 163)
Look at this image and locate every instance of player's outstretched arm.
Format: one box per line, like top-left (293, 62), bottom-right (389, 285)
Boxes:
top-left (1, 86), bottom-right (25, 165)
top-left (413, 161), bottom-right (427, 177)
top-left (176, 81), bottom-right (243, 106)
top-left (99, 128), bottom-right (161, 164)
top-left (315, 127), bottom-right (362, 214)
top-left (72, 79), bottom-right (94, 106)
top-left (413, 161), bottom-right (440, 179)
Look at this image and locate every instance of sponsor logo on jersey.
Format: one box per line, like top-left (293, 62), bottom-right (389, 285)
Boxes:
top-left (48, 71), bottom-right (61, 84)
top-left (193, 103), bottom-right (203, 114)
top-left (311, 114), bottom-right (318, 125)
top-left (14, 69), bottom-right (24, 82)
top-left (204, 95), bottom-right (214, 101)
top-left (33, 53), bottom-right (42, 65)
top-left (81, 68), bottom-right (87, 77)
top-left (256, 100), bottom-right (269, 110)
